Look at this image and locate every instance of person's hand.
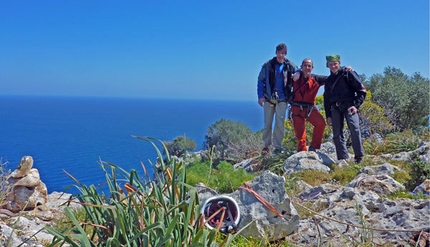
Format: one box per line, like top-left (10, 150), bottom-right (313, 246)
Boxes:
top-left (326, 117), bottom-right (332, 126)
top-left (347, 106), bottom-right (357, 115)
top-left (345, 66), bottom-right (354, 72)
top-left (293, 71), bottom-right (300, 81)
top-left (258, 98), bottom-right (265, 107)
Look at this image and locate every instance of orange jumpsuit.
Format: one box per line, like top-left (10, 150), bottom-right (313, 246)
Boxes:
top-left (290, 73), bottom-right (327, 152)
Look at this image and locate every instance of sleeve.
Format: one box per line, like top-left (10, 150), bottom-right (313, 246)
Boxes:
top-left (257, 64), bottom-right (266, 99)
top-left (289, 60), bottom-right (299, 73)
top-left (347, 71), bottom-right (367, 108)
top-left (313, 74), bottom-right (328, 86)
top-left (323, 89), bottom-right (331, 118)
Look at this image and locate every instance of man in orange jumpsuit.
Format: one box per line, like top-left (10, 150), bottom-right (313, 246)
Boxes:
top-left (289, 58), bottom-right (328, 152)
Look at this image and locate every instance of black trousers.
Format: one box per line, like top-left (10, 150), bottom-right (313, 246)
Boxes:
top-left (331, 106), bottom-right (364, 160)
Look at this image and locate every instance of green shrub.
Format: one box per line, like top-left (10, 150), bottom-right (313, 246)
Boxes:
top-left (366, 67), bottom-right (430, 131)
top-left (164, 135), bottom-right (196, 157)
top-left (405, 159), bottom-right (430, 191)
top-left (204, 118), bottom-right (261, 165)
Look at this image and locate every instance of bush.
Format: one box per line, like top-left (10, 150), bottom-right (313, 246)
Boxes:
top-left (405, 159), bottom-right (430, 191)
top-left (164, 135), bottom-right (196, 157)
top-left (358, 91), bottom-right (394, 136)
top-left (366, 67), bottom-right (430, 131)
top-left (204, 118), bottom-right (261, 165)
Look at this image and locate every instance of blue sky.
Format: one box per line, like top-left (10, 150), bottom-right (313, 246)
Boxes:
top-left (0, 1), bottom-right (428, 101)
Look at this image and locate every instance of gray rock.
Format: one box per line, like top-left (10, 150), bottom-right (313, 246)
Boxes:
top-left (283, 151), bottom-right (335, 175)
top-left (358, 163), bottom-right (400, 175)
top-left (347, 173), bottom-right (405, 194)
top-left (216, 171), bottom-right (300, 242)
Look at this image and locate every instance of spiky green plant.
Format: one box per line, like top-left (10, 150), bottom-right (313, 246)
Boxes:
top-left (43, 136), bottom-right (238, 246)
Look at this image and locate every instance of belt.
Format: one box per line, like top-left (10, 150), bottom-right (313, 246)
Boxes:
top-left (291, 102), bottom-right (314, 110)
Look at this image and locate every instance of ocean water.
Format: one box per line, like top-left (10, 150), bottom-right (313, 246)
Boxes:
top-left (0, 95), bottom-right (262, 194)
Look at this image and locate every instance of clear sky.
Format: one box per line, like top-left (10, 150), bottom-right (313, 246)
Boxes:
top-left (1, 1), bottom-right (428, 101)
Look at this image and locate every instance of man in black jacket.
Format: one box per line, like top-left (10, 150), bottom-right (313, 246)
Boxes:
top-left (257, 43), bottom-right (297, 155)
top-left (323, 54), bottom-right (367, 163)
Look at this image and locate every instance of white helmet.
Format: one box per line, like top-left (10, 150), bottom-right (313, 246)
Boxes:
top-left (200, 195), bottom-right (241, 233)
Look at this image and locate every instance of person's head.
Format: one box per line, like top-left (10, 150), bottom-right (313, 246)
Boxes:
top-left (301, 58), bottom-right (314, 77)
top-left (275, 43), bottom-right (287, 63)
top-left (326, 54), bottom-right (341, 73)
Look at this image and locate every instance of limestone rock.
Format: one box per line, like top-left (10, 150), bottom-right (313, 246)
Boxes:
top-left (347, 173), bottom-right (405, 194)
top-left (412, 179), bottom-right (430, 196)
top-left (231, 171), bottom-right (299, 242)
top-left (358, 163), bottom-right (401, 175)
top-left (4, 156), bottom-right (48, 212)
top-left (9, 156), bottom-right (33, 178)
top-left (283, 151), bottom-right (335, 175)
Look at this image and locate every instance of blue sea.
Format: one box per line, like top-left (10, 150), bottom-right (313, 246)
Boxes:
top-left (0, 95), bottom-right (262, 194)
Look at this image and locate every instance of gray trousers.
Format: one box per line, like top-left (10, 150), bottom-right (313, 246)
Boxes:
top-left (262, 101), bottom-right (287, 149)
top-left (331, 106), bottom-right (364, 160)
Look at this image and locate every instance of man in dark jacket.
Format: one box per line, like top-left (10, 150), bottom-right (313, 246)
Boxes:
top-left (323, 54), bottom-right (367, 163)
top-left (257, 43), bottom-right (297, 155)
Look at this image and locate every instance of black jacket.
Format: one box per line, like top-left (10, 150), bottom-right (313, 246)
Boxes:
top-left (323, 67), bottom-right (367, 118)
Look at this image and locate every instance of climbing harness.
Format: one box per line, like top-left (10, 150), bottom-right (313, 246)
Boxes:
top-left (291, 102), bottom-right (315, 119)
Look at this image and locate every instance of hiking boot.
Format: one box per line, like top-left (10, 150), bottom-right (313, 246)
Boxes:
top-left (273, 148), bottom-right (285, 155)
top-left (308, 147), bottom-right (317, 152)
top-left (354, 156), bottom-right (363, 164)
top-left (261, 147), bottom-right (270, 156)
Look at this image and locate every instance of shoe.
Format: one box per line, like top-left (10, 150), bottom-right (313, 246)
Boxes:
top-left (354, 156), bottom-right (363, 164)
top-left (261, 147), bottom-right (270, 156)
top-left (308, 147), bottom-right (316, 152)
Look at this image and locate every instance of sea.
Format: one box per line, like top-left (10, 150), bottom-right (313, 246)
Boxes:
top-left (0, 95), bottom-right (263, 195)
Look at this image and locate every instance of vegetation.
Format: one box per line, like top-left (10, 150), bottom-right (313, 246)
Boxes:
top-left (186, 160), bottom-right (256, 193)
top-left (43, 137), bottom-right (239, 247)
top-left (163, 135), bottom-right (197, 157)
top-left (364, 67), bottom-right (430, 131)
top-left (204, 118), bottom-right (262, 165)
top-left (363, 129), bottom-right (422, 155)
top-left (0, 159), bottom-right (11, 205)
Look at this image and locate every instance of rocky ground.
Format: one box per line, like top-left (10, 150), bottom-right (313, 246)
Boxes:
top-left (1, 141), bottom-right (429, 246)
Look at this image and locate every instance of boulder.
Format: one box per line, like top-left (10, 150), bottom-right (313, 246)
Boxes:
top-left (283, 150), bottom-right (335, 175)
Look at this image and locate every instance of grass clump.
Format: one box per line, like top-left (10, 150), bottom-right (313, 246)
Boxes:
top-left (387, 190), bottom-right (430, 200)
top-left (293, 170), bottom-right (332, 187)
top-left (330, 164), bottom-right (362, 186)
top-left (186, 160), bottom-right (256, 194)
top-left (363, 129), bottom-right (421, 155)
